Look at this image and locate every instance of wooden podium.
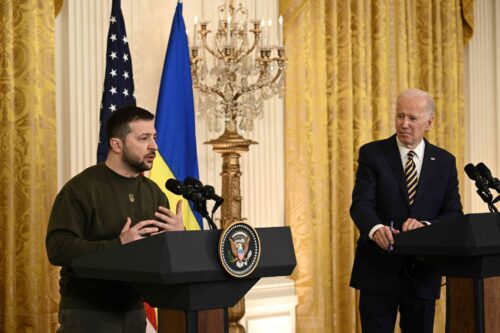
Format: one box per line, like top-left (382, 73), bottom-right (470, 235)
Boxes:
top-left (393, 213), bottom-right (500, 333)
top-left (72, 227), bottom-right (296, 333)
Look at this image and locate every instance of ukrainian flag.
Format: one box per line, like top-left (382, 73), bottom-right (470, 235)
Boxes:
top-left (149, 1), bottom-right (202, 230)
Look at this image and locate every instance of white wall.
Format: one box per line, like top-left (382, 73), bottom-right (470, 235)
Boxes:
top-left (464, 0), bottom-right (500, 214)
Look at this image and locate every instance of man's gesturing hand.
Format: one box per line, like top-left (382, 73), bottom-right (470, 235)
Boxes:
top-left (119, 201), bottom-right (185, 244)
top-left (119, 217), bottom-right (165, 244)
top-left (154, 200), bottom-right (185, 232)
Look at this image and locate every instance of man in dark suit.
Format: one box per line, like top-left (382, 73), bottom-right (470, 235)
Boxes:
top-left (350, 88), bottom-right (462, 333)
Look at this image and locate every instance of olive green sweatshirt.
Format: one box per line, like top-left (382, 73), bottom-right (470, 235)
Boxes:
top-left (46, 163), bottom-right (168, 310)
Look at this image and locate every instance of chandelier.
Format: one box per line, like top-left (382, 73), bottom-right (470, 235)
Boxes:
top-left (189, 0), bottom-right (287, 134)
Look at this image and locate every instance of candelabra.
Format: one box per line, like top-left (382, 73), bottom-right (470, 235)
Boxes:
top-left (190, 1), bottom-right (286, 135)
top-left (189, 1), bottom-right (287, 332)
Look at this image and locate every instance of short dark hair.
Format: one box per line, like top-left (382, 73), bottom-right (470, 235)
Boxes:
top-left (106, 106), bottom-right (154, 146)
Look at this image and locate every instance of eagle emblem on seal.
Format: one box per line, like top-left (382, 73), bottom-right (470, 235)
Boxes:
top-left (228, 231), bottom-right (253, 268)
top-left (219, 222), bottom-right (261, 278)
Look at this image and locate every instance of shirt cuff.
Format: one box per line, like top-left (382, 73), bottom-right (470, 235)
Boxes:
top-left (421, 220), bottom-right (430, 225)
top-left (368, 224), bottom-right (385, 240)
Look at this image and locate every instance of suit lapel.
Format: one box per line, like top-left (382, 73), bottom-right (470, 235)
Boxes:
top-left (385, 135), bottom-right (411, 206)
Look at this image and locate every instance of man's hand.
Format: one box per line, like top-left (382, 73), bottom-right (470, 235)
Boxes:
top-left (119, 201), bottom-right (185, 244)
top-left (119, 218), bottom-right (165, 244)
top-left (153, 200), bottom-right (185, 232)
top-left (373, 226), bottom-right (400, 251)
top-left (401, 218), bottom-right (425, 232)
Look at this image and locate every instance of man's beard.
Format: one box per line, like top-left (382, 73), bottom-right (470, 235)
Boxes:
top-left (122, 146), bottom-right (153, 173)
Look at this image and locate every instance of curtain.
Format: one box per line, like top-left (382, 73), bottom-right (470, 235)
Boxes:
top-left (280, 0), bottom-right (474, 332)
top-left (0, 1), bottom-right (60, 331)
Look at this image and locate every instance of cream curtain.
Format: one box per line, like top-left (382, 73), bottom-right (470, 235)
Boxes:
top-left (280, 0), bottom-right (474, 332)
top-left (0, 1), bottom-right (61, 331)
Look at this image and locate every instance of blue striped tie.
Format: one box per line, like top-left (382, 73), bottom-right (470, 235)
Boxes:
top-left (405, 151), bottom-right (418, 205)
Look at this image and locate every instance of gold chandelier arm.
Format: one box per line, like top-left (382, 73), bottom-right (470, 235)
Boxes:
top-left (269, 67), bottom-right (284, 85)
top-left (232, 67), bottom-right (283, 102)
top-left (200, 36), bottom-right (219, 58)
top-left (236, 31), bottom-right (261, 62)
top-left (197, 83), bottom-right (225, 100)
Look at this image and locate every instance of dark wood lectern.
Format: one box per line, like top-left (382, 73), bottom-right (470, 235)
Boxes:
top-left (72, 227), bottom-right (296, 333)
top-left (393, 213), bottom-right (500, 333)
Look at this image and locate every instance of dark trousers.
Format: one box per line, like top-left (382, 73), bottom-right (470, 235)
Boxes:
top-left (359, 276), bottom-right (436, 333)
top-left (57, 307), bottom-right (146, 333)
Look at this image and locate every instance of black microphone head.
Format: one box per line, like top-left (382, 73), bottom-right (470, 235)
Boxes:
top-left (184, 176), bottom-right (203, 189)
top-left (201, 184), bottom-right (215, 196)
top-left (465, 163), bottom-right (493, 202)
top-left (182, 185), bottom-right (205, 202)
top-left (165, 178), bottom-right (183, 195)
top-left (476, 162), bottom-right (500, 194)
top-left (201, 185), bottom-right (223, 201)
top-left (476, 163), bottom-right (493, 179)
top-left (464, 163), bottom-right (480, 181)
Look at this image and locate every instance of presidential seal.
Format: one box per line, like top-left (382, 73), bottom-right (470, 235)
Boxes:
top-left (219, 221), bottom-right (261, 278)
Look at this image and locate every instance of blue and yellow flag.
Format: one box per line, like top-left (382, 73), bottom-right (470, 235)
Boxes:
top-left (150, 1), bottom-right (202, 230)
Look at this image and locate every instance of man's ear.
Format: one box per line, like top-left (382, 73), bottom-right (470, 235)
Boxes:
top-left (109, 137), bottom-right (123, 153)
top-left (425, 116), bottom-right (434, 131)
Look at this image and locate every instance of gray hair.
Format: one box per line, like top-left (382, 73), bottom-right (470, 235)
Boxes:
top-left (397, 88), bottom-right (435, 118)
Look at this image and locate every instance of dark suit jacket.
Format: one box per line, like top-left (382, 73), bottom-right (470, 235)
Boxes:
top-left (350, 135), bottom-right (462, 300)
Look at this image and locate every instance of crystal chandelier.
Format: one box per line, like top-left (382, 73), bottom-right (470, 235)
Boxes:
top-left (189, 0), bottom-right (287, 134)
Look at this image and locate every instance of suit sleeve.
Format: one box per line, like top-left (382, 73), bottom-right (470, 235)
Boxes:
top-left (350, 145), bottom-right (384, 238)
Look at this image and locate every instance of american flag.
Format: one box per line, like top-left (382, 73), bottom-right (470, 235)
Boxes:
top-left (96, 0), bottom-right (136, 163)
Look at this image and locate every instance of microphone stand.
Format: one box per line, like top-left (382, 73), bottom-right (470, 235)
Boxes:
top-left (193, 200), bottom-right (218, 230)
top-left (488, 202), bottom-right (498, 213)
top-left (490, 194), bottom-right (500, 212)
top-left (476, 189), bottom-right (498, 213)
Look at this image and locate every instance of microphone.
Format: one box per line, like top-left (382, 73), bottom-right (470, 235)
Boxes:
top-left (201, 184), bottom-right (224, 213)
top-left (476, 162), bottom-right (500, 193)
top-left (165, 179), bottom-right (204, 203)
top-left (184, 176), bottom-right (203, 190)
top-left (200, 184), bottom-right (223, 202)
top-left (166, 178), bottom-right (219, 230)
top-left (184, 177), bottom-right (224, 206)
top-left (464, 163), bottom-right (493, 204)
top-left (465, 164), bottom-right (491, 193)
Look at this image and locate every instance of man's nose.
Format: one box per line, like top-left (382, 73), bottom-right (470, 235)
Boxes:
top-left (401, 117), bottom-right (410, 127)
top-left (150, 139), bottom-right (158, 150)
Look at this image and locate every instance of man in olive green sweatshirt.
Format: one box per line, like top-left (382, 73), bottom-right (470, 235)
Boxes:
top-left (46, 106), bottom-right (185, 333)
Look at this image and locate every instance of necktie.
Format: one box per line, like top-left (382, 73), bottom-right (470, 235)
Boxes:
top-left (405, 151), bottom-right (418, 205)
